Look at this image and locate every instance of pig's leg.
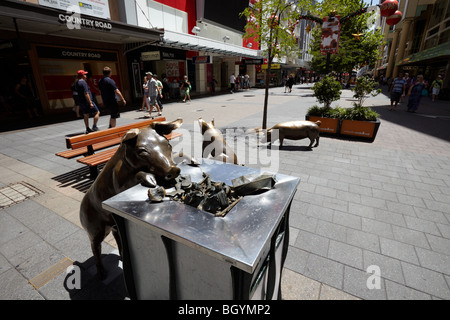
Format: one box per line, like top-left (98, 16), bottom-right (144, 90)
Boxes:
top-left (91, 235), bottom-right (107, 279)
top-left (112, 225), bottom-right (122, 259)
top-left (308, 137), bottom-right (315, 148)
top-left (314, 136), bottom-right (320, 147)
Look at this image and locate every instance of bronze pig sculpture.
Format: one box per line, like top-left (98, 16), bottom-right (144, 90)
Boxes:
top-left (80, 118), bottom-right (182, 279)
top-left (264, 120), bottom-right (321, 149)
top-left (198, 118), bottom-right (239, 165)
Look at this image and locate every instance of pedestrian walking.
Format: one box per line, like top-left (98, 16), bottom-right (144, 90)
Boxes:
top-left (389, 72), bottom-right (406, 111)
top-left (14, 75), bottom-right (40, 119)
top-left (146, 71), bottom-right (162, 116)
top-left (230, 73), bottom-right (236, 93)
top-left (140, 75), bottom-right (149, 111)
top-left (210, 76), bottom-right (218, 93)
top-left (154, 74), bottom-right (164, 111)
top-left (98, 66), bottom-right (126, 128)
top-left (71, 76), bottom-right (81, 118)
top-left (407, 75), bottom-right (425, 113)
top-left (75, 70), bottom-right (100, 133)
top-left (431, 75), bottom-right (443, 102)
top-left (181, 75), bottom-right (191, 103)
top-left (401, 73), bottom-right (413, 102)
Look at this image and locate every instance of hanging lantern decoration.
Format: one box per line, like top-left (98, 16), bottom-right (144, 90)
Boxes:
top-left (268, 13), bottom-right (279, 29)
top-left (386, 10), bottom-right (402, 26)
top-left (380, 0), bottom-right (399, 17)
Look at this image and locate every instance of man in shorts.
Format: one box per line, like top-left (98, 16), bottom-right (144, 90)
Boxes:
top-left (145, 72), bottom-right (162, 117)
top-left (99, 66), bottom-right (126, 128)
top-left (76, 70), bottom-right (100, 133)
top-left (389, 72), bottom-right (406, 111)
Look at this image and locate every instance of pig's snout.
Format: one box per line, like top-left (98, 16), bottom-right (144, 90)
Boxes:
top-left (165, 166), bottom-right (180, 180)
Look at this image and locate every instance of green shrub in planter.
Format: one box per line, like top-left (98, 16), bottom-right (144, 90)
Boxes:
top-left (312, 76), bottom-right (342, 108)
top-left (340, 103), bottom-right (379, 121)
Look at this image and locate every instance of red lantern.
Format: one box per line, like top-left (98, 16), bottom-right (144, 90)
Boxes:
top-left (386, 10), bottom-right (402, 26)
top-left (268, 13), bottom-right (279, 28)
top-left (380, 0), bottom-right (399, 17)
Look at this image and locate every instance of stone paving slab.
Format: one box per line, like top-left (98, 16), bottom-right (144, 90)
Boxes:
top-left (0, 84), bottom-right (449, 300)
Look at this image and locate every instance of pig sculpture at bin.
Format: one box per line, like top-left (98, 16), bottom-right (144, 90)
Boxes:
top-left (264, 120), bottom-right (321, 149)
top-left (80, 118), bottom-right (182, 279)
top-left (198, 118), bottom-right (239, 165)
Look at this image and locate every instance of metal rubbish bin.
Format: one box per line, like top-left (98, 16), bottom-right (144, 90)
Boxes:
top-left (102, 161), bottom-right (300, 300)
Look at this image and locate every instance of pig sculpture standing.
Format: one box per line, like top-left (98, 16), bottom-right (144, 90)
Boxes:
top-left (198, 118), bottom-right (239, 165)
top-left (264, 120), bottom-right (321, 149)
top-left (80, 119), bottom-right (182, 279)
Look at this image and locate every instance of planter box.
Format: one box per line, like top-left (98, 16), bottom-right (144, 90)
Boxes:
top-left (305, 115), bottom-right (340, 135)
top-left (339, 119), bottom-right (381, 142)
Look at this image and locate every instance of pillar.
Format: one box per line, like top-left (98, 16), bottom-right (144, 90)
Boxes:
top-left (386, 29), bottom-right (400, 79)
top-left (393, 18), bottom-right (413, 78)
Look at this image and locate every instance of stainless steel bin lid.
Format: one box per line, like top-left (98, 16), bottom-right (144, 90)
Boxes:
top-left (102, 160), bottom-right (300, 273)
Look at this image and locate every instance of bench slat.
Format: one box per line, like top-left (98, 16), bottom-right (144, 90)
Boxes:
top-left (76, 132), bottom-right (183, 167)
top-left (56, 137), bottom-right (122, 159)
top-left (65, 116), bottom-right (166, 149)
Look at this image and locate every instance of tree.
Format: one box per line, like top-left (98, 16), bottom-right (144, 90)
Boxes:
top-left (241, 0), bottom-right (314, 129)
top-left (312, 75), bottom-right (342, 108)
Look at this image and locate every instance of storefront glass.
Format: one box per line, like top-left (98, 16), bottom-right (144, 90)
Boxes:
top-left (36, 45), bottom-right (119, 111)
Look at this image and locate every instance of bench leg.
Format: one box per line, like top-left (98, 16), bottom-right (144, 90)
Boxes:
top-left (89, 166), bottom-right (99, 180)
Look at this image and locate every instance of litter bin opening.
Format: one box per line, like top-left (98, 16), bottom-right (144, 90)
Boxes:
top-left (146, 171), bottom-right (277, 218)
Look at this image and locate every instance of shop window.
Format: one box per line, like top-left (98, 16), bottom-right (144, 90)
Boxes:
top-left (36, 46), bottom-right (119, 111)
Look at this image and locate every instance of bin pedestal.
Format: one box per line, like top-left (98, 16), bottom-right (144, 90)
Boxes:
top-left (102, 161), bottom-right (300, 300)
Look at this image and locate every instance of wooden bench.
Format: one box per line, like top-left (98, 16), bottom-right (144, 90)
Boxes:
top-left (57, 116), bottom-right (182, 179)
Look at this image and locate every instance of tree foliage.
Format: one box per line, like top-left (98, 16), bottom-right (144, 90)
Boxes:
top-left (312, 75), bottom-right (342, 108)
top-left (241, 0), bottom-right (313, 128)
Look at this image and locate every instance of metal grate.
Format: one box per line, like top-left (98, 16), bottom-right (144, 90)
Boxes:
top-left (0, 182), bottom-right (43, 209)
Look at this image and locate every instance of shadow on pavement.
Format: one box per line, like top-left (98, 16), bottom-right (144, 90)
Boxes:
top-left (64, 254), bottom-right (128, 300)
top-left (372, 90), bottom-right (450, 142)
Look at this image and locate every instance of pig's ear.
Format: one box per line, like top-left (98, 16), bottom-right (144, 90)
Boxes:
top-left (198, 117), bottom-right (208, 132)
top-left (122, 128), bottom-right (140, 144)
top-left (150, 118), bottom-right (182, 136)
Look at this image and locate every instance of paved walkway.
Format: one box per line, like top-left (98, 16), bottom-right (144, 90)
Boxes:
top-left (0, 84), bottom-right (449, 300)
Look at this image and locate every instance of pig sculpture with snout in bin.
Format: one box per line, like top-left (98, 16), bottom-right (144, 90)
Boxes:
top-left (263, 120), bottom-right (321, 149)
top-left (79, 118), bottom-right (182, 279)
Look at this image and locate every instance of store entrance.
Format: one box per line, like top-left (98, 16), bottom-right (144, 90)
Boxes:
top-left (0, 40), bottom-right (41, 121)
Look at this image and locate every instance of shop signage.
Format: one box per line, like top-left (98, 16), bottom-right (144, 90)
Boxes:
top-left (243, 58), bottom-right (263, 65)
top-left (141, 51), bottom-right (161, 61)
top-left (165, 61), bottom-right (180, 78)
top-left (261, 64), bottom-right (280, 70)
top-left (192, 56), bottom-right (212, 64)
top-left (36, 46), bottom-right (117, 61)
top-left (58, 13), bottom-right (112, 31)
top-left (161, 50), bottom-right (185, 60)
top-left (40, 0), bottom-right (111, 20)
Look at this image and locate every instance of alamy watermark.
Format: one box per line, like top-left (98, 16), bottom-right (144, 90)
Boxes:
top-left (366, 265), bottom-right (381, 290)
top-left (172, 123), bottom-right (280, 173)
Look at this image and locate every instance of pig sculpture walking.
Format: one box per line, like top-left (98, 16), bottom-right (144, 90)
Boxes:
top-left (264, 120), bottom-right (321, 149)
top-left (80, 119), bottom-right (182, 279)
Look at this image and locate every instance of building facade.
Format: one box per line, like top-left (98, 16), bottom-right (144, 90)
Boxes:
top-left (376, 0), bottom-right (449, 95)
top-left (0, 0), bottom-right (164, 116)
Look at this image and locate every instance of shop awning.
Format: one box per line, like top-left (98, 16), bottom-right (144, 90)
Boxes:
top-left (160, 30), bottom-right (260, 58)
top-left (396, 41), bottom-right (450, 66)
top-left (0, 1), bottom-right (163, 45)
top-left (377, 63), bottom-right (388, 70)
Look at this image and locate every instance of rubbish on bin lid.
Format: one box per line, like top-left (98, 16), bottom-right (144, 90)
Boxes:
top-left (231, 172), bottom-right (277, 196)
top-left (148, 186), bottom-right (166, 202)
top-left (147, 172), bottom-right (276, 217)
